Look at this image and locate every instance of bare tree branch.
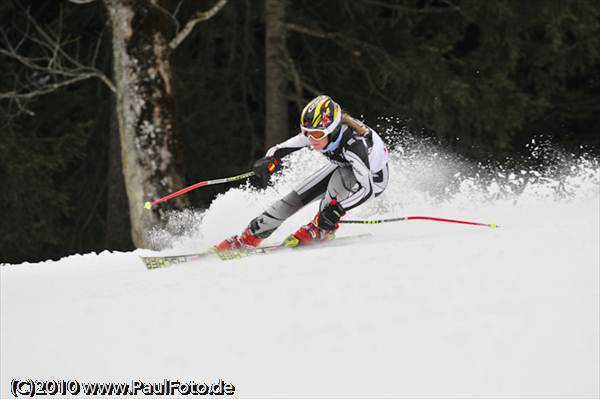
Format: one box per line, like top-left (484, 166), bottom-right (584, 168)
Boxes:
top-left (0, 3), bottom-right (115, 104)
top-left (0, 75), bottom-right (102, 100)
top-left (286, 23), bottom-right (335, 40)
top-left (23, 7), bottom-right (83, 69)
top-left (0, 45), bottom-right (116, 95)
top-left (91, 20), bottom-right (110, 66)
top-left (169, 0), bottom-right (228, 50)
top-left (286, 22), bottom-right (403, 107)
top-left (172, 0), bottom-right (185, 19)
top-left (153, 1), bottom-right (180, 32)
top-left (286, 22), bottom-right (405, 75)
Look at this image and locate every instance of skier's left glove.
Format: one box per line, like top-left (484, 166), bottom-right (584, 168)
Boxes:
top-left (251, 157), bottom-right (281, 188)
top-left (317, 199), bottom-right (345, 231)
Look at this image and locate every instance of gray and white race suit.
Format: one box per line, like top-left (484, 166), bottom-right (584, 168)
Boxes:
top-left (249, 122), bottom-right (389, 238)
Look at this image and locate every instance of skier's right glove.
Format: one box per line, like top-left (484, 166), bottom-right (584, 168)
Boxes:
top-left (316, 199), bottom-right (345, 231)
top-left (251, 156), bottom-right (281, 188)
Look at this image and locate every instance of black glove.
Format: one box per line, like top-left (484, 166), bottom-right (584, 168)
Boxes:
top-left (251, 157), bottom-right (281, 188)
top-left (317, 199), bottom-right (345, 231)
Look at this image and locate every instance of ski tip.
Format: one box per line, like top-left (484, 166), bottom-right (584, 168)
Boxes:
top-left (144, 201), bottom-right (152, 210)
top-left (488, 223), bottom-right (500, 228)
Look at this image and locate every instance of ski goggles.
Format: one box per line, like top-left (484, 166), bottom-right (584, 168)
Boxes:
top-left (301, 127), bottom-right (328, 141)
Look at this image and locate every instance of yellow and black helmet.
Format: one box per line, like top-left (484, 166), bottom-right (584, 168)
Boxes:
top-left (300, 95), bottom-right (342, 139)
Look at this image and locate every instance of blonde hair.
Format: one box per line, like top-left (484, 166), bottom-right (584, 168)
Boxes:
top-left (341, 113), bottom-right (369, 135)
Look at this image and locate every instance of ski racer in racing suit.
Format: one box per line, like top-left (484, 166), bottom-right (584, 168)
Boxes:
top-left (214, 95), bottom-right (389, 251)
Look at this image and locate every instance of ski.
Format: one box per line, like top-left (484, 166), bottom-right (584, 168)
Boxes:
top-left (141, 233), bottom-right (371, 270)
top-left (141, 252), bottom-right (213, 270)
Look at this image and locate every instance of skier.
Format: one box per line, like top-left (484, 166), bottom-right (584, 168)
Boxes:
top-left (214, 95), bottom-right (389, 251)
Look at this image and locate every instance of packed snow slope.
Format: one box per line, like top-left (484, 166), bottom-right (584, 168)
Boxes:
top-left (2, 138), bottom-right (599, 398)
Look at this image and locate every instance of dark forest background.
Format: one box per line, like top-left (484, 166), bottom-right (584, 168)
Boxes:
top-left (1, 0), bottom-right (599, 264)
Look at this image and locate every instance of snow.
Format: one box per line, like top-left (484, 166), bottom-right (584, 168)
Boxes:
top-left (2, 144), bottom-right (599, 398)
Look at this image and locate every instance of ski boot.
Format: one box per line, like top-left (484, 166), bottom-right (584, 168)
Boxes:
top-left (283, 221), bottom-right (337, 248)
top-left (212, 227), bottom-right (263, 252)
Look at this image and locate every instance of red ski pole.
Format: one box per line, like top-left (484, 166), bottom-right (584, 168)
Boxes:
top-left (340, 216), bottom-right (499, 228)
top-left (144, 171), bottom-right (255, 209)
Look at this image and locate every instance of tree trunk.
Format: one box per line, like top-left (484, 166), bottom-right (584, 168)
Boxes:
top-left (264, 0), bottom-right (289, 148)
top-left (105, 0), bottom-right (187, 248)
top-left (105, 95), bottom-right (134, 250)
